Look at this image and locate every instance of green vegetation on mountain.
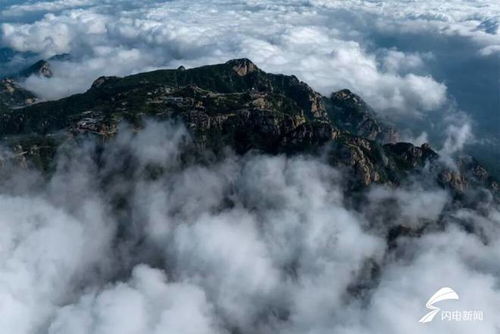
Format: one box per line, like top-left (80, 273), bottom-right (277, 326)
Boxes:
top-left (0, 58), bottom-right (497, 196)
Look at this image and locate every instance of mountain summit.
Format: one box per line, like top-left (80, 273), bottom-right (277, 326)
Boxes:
top-left (0, 59), bottom-right (497, 197)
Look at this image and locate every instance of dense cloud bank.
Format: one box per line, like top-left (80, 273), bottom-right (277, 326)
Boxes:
top-left (0, 0), bottom-right (471, 111)
top-left (0, 122), bottom-right (499, 334)
top-left (0, 0), bottom-right (498, 109)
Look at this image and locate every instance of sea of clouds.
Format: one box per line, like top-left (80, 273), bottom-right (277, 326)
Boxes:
top-left (0, 121), bottom-right (498, 334)
top-left (0, 0), bottom-right (496, 110)
top-left (0, 1), bottom-right (499, 333)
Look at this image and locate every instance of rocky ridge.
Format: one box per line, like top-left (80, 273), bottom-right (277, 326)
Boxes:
top-left (0, 78), bottom-right (38, 108)
top-left (0, 58), bottom-right (497, 199)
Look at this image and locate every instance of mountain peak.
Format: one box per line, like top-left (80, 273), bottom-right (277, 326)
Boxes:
top-left (19, 60), bottom-right (53, 79)
top-left (328, 89), bottom-right (399, 143)
top-left (90, 76), bottom-right (120, 89)
top-left (225, 58), bottom-right (258, 76)
top-left (331, 89), bottom-right (363, 104)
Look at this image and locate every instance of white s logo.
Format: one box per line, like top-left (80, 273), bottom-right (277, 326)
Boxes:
top-left (419, 287), bottom-right (459, 323)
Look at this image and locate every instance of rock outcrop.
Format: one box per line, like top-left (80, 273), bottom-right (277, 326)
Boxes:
top-left (18, 60), bottom-right (53, 78)
top-left (0, 78), bottom-right (37, 108)
top-left (328, 89), bottom-right (399, 143)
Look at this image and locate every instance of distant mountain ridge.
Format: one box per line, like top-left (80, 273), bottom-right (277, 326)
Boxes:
top-left (0, 53), bottom-right (72, 109)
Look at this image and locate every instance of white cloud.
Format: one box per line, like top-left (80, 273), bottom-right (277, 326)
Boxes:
top-left (1, 0), bottom-right (99, 17)
top-left (0, 195), bottom-right (113, 333)
top-left (0, 122), bottom-right (497, 333)
top-left (312, 0), bottom-right (500, 56)
top-left (438, 112), bottom-right (475, 165)
top-left (380, 49), bottom-right (428, 74)
top-left (48, 265), bottom-right (223, 334)
top-left (0, 0), bottom-right (454, 116)
top-left (354, 225), bottom-right (500, 334)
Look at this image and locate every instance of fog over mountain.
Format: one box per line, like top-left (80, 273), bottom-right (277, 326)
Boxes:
top-left (0, 119), bottom-right (499, 334)
top-left (0, 1), bottom-right (499, 333)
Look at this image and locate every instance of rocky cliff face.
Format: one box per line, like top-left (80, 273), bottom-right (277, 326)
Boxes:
top-left (328, 89), bottom-right (399, 143)
top-left (0, 78), bottom-right (38, 108)
top-left (18, 59), bottom-right (53, 78)
top-left (0, 59), bottom-right (497, 198)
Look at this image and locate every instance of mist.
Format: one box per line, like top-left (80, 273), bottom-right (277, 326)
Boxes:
top-left (0, 121), bottom-right (498, 334)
